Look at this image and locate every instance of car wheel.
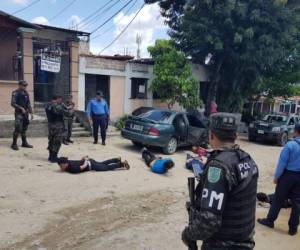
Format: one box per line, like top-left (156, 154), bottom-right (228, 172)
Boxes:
top-left (248, 134), bottom-right (256, 142)
top-left (132, 141), bottom-right (142, 147)
top-left (163, 137), bottom-right (178, 155)
top-left (278, 133), bottom-right (288, 146)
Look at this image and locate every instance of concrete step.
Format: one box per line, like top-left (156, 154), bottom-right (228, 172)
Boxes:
top-left (72, 130), bottom-right (91, 137)
top-left (72, 122), bottom-right (82, 128)
top-left (72, 126), bottom-right (86, 132)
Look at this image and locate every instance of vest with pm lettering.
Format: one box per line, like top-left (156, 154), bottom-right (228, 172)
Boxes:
top-left (205, 149), bottom-right (258, 242)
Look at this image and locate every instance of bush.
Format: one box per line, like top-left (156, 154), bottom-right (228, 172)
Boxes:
top-left (115, 115), bottom-right (129, 130)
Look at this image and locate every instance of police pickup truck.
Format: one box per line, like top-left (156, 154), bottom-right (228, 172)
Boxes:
top-left (248, 114), bottom-right (299, 146)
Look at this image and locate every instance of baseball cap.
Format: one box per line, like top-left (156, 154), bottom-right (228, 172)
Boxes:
top-left (210, 112), bottom-right (238, 132)
top-left (19, 80), bottom-right (28, 86)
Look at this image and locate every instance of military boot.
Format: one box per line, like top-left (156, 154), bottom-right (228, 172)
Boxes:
top-left (21, 136), bottom-right (33, 148)
top-left (11, 135), bottom-right (19, 151)
top-left (49, 152), bottom-right (58, 163)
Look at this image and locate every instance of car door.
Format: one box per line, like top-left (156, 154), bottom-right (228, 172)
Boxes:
top-left (186, 113), bottom-right (208, 146)
top-left (172, 114), bottom-right (188, 143)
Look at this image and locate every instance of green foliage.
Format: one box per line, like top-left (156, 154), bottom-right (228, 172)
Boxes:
top-left (148, 39), bottom-right (201, 109)
top-left (115, 114), bottom-right (129, 130)
top-left (146, 0), bottom-right (300, 113)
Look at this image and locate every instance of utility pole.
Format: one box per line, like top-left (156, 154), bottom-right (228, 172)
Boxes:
top-left (136, 33), bottom-right (142, 59)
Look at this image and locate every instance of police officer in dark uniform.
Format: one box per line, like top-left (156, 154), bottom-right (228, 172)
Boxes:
top-left (11, 80), bottom-right (34, 150)
top-left (182, 113), bottom-right (259, 250)
top-left (45, 95), bottom-right (69, 163)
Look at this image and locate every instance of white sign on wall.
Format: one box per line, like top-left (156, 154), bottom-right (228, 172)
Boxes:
top-left (40, 53), bottom-right (61, 73)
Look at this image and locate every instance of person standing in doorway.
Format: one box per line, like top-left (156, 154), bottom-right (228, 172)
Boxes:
top-left (11, 80), bottom-right (34, 150)
top-left (86, 91), bottom-right (109, 145)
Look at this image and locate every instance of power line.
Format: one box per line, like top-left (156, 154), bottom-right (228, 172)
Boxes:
top-left (92, 0), bottom-right (139, 40)
top-left (49, 0), bottom-right (79, 21)
top-left (79, 0), bottom-right (122, 30)
top-left (98, 3), bottom-right (145, 54)
top-left (1, 0), bottom-right (41, 41)
top-left (12, 0), bottom-right (41, 15)
top-left (77, 0), bottom-right (117, 28)
top-left (91, 0), bottom-right (134, 34)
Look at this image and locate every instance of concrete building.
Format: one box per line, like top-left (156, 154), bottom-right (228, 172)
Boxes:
top-left (0, 10), bottom-right (89, 115)
top-left (79, 55), bottom-right (210, 120)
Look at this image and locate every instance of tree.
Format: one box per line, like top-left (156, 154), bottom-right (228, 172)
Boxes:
top-left (148, 39), bottom-right (201, 109)
top-left (146, 0), bottom-right (300, 114)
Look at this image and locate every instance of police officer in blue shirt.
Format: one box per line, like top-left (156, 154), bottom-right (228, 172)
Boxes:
top-left (86, 91), bottom-right (109, 145)
top-left (258, 123), bottom-right (300, 236)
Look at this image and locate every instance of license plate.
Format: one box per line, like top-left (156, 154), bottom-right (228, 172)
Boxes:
top-left (257, 130), bottom-right (264, 134)
top-left (130, 124), bottom-right (143, 131)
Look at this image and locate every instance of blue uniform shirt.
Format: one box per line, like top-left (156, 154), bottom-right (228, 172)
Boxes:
top-left (275, 136), bottom-right (300, 178)
top-left (86, 98), bottom-right (109, 118)
top-left (151, 158), bottom-right (173, 174)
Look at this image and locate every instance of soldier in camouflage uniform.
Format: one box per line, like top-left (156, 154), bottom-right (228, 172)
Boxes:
top-left (182, 113), bottom-right (259, 250)
top-left (62, 95), bottom-right (75, 145)
top-left (11, 80), bottom-right (34, 151)
top-left (45, 95), bottom-right (69, 163)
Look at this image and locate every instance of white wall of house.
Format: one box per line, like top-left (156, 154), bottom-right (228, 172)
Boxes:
top-left (79, 55), bottom-right (210, 119)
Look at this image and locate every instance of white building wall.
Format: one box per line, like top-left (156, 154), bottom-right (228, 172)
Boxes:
top-left (78, 56), bottom-right (210, 118)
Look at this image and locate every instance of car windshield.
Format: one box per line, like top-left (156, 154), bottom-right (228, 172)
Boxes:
top-left (139, 110), bottom-right (172, 123)
top-left (263, 115), bottom-right (287, 123)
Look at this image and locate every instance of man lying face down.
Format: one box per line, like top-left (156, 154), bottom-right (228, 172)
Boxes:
top-left (141, 148), bottom-right (174, 174)
top-left (57, 156), bottom-right (130, 174)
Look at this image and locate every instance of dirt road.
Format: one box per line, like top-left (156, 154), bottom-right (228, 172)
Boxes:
top-left (0, 136), bottom-right (299, 249)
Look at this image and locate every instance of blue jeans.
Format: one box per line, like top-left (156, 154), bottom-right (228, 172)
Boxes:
top-left (267, 170), bottom-right (300, 229)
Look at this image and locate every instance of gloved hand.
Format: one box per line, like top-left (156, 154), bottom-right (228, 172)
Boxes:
top-left (182, 227), bottom-right (198, 249)
top-left (182, 227), bottom-right (190, 247)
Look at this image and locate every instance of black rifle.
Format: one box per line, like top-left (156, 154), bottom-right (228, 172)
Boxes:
top-left (187, 177), bottom-right (198, 250)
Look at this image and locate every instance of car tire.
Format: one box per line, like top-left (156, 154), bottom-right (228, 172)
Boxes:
top-left (132, 141), bottom-right (142, 147)
top-left (248, 134), bottom-right (256, 142)
top-left (163, 137), bottom-right (178, 155)
top-left (278, 133), bottom-right (288, 146)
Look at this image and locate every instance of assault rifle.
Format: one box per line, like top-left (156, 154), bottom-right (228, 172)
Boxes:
top-left (187, 177), bottom-right (198, 250)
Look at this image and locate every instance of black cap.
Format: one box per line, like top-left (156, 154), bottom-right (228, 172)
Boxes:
top-left (96, 91), bottom-right (104, 97)
top-left (210, 112), bottom-right (238, 132)
top-left (209, 113), bottom-right (238, 141)
top-left (19, 80), bottom-right (28, 86)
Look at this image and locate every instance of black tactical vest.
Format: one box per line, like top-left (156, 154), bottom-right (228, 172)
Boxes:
top-left (45, 103), bottom-right (63, 123)
top-left (15, 90), bottom-right (30, 109)
top-left (205, 149), bottom-right (258, 242)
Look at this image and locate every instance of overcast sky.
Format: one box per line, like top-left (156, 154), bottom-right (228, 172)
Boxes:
top-left (0, 0), bottom-right (169, 57)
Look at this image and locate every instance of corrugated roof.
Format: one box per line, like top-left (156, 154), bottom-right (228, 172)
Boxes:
top-left (0, 9), bottom-right (40, 29)
top-left (81, 54), bottom-right (134, 61)
top-left (129, 58), bottom-right (154, 65)
top-left (37, 24), bottom-right (90, 36)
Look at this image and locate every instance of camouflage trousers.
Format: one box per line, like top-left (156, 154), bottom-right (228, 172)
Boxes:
top-left (48, 122), bottom-right (64, 154)
top-left (63, 118), bottom-right (73, 140)
top-left (13, 113), bottom-right (29, 138)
